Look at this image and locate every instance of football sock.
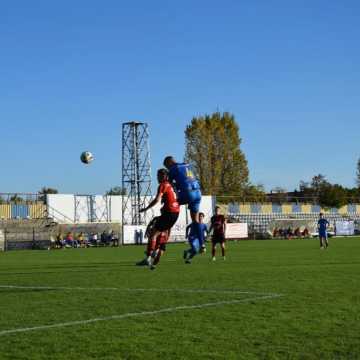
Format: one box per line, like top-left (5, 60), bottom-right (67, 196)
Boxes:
top-left (146, 240), bottom-right (156, 257)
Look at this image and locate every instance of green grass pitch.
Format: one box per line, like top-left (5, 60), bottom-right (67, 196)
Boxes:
top-left (0, 238), bottom-right (359, 360)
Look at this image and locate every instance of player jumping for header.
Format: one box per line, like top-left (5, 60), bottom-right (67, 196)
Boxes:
top-left (163, 156), bottom-right (204, 246)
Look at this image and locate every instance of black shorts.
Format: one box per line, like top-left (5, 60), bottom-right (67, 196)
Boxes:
top-left (212, 233), bottom-right (225, 244)
top-left (153, 212), bottom-right (179, 232)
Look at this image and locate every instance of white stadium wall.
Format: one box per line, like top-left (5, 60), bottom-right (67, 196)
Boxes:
top-left (46, 194), bottom-right (229, 244)
top-left (109, 196), bottom-right (122, 223)
top-left (47, 194), bottom-right (76, 223)
top-left (47, 194), bottom-right (124, 224)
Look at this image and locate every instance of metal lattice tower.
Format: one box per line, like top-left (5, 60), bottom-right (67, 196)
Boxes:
top-left (122, 122), bottom-right (152, 225)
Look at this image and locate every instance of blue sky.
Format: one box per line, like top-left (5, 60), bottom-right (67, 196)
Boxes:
top-left (0, 0), bottom-right (359, 194)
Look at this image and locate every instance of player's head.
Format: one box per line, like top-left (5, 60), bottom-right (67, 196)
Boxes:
top-left (215, 206), bottom-right (220, 214)
top-left (199, 212), bottom-right (205, 222)
top-left (157, 168), bottom-right (169, 183)
top-left (163, 156), bottom-right (176, 169)
top-left (319, 212), bottom-right (324, 218)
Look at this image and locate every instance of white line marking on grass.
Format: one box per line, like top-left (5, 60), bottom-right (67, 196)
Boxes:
top-left (0, 293), bottom-right (283, 336)
top-left (0, 285), bottom-right (280, 296)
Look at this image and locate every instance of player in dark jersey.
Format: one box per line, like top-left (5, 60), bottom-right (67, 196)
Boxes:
top-left (209, 206), bottom-right (227, 261)
top-left (318, 213), bottom-right (329, 249)
top-left (136, 168), bottom-right (180, 269)
top-left (163, 156), bottom-right (204, 246)
top-left (183, 212), bottom-right (208, 264)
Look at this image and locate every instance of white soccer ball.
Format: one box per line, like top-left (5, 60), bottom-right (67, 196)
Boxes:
top-left (80, 151), bottom-right (94, 164)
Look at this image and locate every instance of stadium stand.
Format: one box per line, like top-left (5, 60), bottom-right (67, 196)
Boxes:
top-left (0, 203), bottom-right (47, 220)
top-left (225, 203), bottom-right (360, 238)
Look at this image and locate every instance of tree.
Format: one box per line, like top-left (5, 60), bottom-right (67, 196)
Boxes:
top-left (357, 158), bottom-right (360, 188)
top-left (243, 184), bottom-right (267, 202)
top-left (38, 187), bottom-right (59, 202)
top-left (298, 176), bottom-right (352, 208)
top-left (185, 112), bottom-right (249, 197)
top-left (318, 184), bottom-right (348, 209)
top-left (106, 186), bottom-right (126, 196)
top-left (311, 174), bottom-right (329, 196)
top-left (298, 175), bottom-right (329, 203)
top-left (10, 194), bottom-right (24, 204)
top-left (346, 187), bottom-right (360, 203)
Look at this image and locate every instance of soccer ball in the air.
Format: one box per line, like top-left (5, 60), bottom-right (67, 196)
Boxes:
top-left (80, 151), bottom-right (94, 164)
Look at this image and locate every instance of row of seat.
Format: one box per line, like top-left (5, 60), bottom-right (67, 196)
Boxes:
top-left (228, 213), bottom-right (360, 234)
top-left (226, 203), bottom-right (360, 215)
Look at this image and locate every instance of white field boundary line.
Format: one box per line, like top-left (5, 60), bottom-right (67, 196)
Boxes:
top-left (0, 293), bottom-right (284, 336)
top-left (0, 285), bottom-right (280, 296)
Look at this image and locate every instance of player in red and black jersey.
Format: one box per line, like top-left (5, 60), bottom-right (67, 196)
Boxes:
top-left (209, 206), bottom-right (227, 261)
top-left (136, 168), bottom-right (180, 269)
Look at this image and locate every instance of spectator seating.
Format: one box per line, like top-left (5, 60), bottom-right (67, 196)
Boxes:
top-left (225, 203), bottom-right (360, 236)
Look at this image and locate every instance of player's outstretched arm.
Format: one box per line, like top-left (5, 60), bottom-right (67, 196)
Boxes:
top-left (140, 188), bottom-right (162, 213)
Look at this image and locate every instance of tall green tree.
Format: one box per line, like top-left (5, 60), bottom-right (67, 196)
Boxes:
top-left (185, 112), bottom-right (249, 196)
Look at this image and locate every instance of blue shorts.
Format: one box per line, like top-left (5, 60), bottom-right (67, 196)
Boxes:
top-left (189, 238), bottom-right (200, 254)
top-left (178, 190), bottom-right (202, 213)
top-left (319, 231), bottom-right (327, 239)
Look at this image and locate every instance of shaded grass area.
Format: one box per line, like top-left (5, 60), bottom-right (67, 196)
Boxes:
top-left (0, 237), bottom-right (359, 359)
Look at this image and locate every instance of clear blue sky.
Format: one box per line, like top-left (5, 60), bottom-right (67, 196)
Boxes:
top-left (0, 0), bottom-right (359, 194)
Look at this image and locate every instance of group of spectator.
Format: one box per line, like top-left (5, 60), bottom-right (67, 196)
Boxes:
top-left (272, 227), bottom-right (310, 240)
top-left (54, 230), bottom-right (119, 249)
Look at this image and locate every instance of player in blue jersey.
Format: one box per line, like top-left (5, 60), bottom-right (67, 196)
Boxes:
top-left (163, 156), bottom-right (202, 219)
top-left (163, 156), bottom-right (204, 244)
top-left (183, 213), bottom-right (208, 264)
top-left (318, 213), bottom-right (330, 249)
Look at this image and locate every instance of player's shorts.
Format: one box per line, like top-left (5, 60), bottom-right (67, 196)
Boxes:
top-left (153, 212), bottom-right (179, 232)
top-left (319, 231), bottom-right (327, 239)
top-left (178, 189), bottom-right (202, 213)
top-left (189, 237), bottom-right (200, 254)
top-left (212, 233), bottom-right (225, 244)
